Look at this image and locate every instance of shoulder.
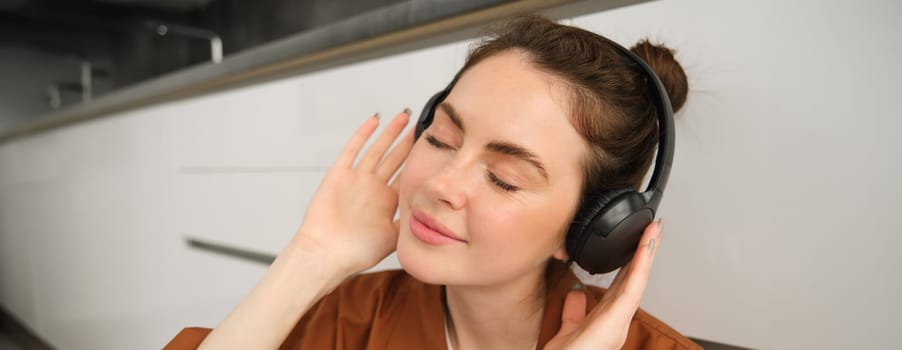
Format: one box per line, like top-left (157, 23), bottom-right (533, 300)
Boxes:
top-left (340, 269), bottom-right (417, 291)
top-left (308, 268), bottom-right (440, 327)
top-left (584, 285), bottom-right (702, 350)
top-left (301, 269), bottom-right (418, 320)
top-left (331, 269), bottom-right (421, 310)
top-left (282, 269), bottom-right (430, 349)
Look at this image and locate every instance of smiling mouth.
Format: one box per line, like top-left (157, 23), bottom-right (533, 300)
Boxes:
top-left (409, 210), bottom-right (466, 245)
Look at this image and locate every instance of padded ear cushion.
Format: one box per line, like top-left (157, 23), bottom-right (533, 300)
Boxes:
top-left (566, 188), bottom-right (635, 265)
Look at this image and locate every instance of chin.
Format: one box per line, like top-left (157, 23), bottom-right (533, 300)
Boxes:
top-left (395, 205), bottom-right (456, 285)
top-left (396, 231), bottom-right (452, 285)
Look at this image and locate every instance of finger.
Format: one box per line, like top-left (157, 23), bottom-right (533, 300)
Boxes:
top-left (390, 176), bottom-right (402, 234)
top-left (557, 289), bottom-right (588, 337)
top-left (606, 219), bottom-right (662, 296)
top-left (608, 261), bottom-right (630, 290)
top-left (376, 127), bottom-right (415, 180)
top-left (388, 171), bottom-right (402, 192)
top-left (609, 219), bottom-right (662, 290)
top-left (626, 219), bottom-right (663, 288)
top-left (335, 114), bottom-right (380, 168)
top-left (607, 219), bottom-right (663, 317)
top-left (357, 110), bottom-right (410, 172)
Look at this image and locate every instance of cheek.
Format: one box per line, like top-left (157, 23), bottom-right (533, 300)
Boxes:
top-left (468, 191), bottom-right (577, 257)
top-left (470, 203), bottom-right (561, 248)
top-left (398, 143), bottom-right (430, 202)
top-left (398, 141), bottom-right (444, 219)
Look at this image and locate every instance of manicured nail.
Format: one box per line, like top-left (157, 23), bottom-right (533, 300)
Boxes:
top-left (570, 282), bottom-right (584, 291)
top-left (647, 238), bottom-right (656, 257)
top-left (402, 107), bottom-right (413, 117)
top-left (373, 112), bottom-right (381, 120)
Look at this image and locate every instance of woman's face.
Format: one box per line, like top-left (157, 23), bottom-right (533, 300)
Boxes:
top-left (396, 50), bottom-right (588, 287)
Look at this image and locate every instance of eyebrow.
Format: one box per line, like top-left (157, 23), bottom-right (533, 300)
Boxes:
top-left (438, 102), bottom-right (550, 182)
top-left (486, 141), bottom-right (549, 182)
top-left (439, 102), bottom-right (465, 133)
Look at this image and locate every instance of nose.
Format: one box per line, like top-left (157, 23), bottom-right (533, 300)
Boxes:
top-left (423, 159), bottom-right (478, 210)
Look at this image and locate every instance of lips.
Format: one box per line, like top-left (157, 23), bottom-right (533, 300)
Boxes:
top-left (409, 209), bottom-right (466, 245)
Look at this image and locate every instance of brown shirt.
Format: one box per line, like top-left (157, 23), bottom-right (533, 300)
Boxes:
top-left (164, 262), bottom-right (700, 349)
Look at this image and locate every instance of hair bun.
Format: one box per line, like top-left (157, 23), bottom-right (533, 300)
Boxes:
top-left (630, 40), bottom-right (688, 113)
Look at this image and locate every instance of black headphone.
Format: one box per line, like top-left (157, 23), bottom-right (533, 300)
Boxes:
top-left (413, 39), bottom-right (674, 275)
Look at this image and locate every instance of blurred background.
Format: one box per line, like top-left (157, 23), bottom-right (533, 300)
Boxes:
top-left (1, 0), bottom-right (900, 349)
top-left (0, 0), bottom-right (505, 131)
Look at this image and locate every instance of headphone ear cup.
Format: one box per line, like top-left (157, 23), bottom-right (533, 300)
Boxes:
top-left (566, 188), bottom-right (652, 274)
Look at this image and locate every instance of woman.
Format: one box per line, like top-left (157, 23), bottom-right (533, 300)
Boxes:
top-left (166, 15), bottom-right (696, 349)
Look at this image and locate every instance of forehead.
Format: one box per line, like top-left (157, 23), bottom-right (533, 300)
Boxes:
top-left (441, 50), bottom-right (587, 180)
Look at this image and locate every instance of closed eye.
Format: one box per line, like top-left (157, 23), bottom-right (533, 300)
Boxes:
top-left (426, 134), bottom-right (519, 192)
top-left (488, 172), bottom-right (518, 192)
top-left (425, 134), bottom-right (453, 150)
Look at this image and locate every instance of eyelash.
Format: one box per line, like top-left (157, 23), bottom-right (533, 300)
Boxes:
top-left (424, 134), bottom-right (519, 192)
top-left (424, 134), bottom-right (453, 150)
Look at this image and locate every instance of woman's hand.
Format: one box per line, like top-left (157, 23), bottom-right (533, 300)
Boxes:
top-left (293, 110), bottom-right (415, 275)
top-left (544, 219), bottom-right (664, 350)
top-left (195, 110), bottom-right (415, 350)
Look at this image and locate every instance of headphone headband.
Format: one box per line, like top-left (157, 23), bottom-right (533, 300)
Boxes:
top-left (609, 41), bottom-right (675, 209)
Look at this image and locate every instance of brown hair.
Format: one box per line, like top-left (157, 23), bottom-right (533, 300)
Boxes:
top-left (459, 15), bottom-right (689, 201)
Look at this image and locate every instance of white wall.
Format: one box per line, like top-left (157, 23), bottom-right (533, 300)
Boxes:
top-left (572, 1), bottom-right (902, 349)
top-left (1, 0), bottom-right (899, 349)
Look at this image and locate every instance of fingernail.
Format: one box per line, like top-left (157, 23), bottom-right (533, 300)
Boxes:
top-left (655, 218), bottom-right (664, 237)
top-left (373, 112), bottom-right (381, 120)
top-left (647, 238), bottom-right (656, 257)
top-left (570, 282), bottom-right (584, 291)
top-left (402, 107), bottom-right (413, 117)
